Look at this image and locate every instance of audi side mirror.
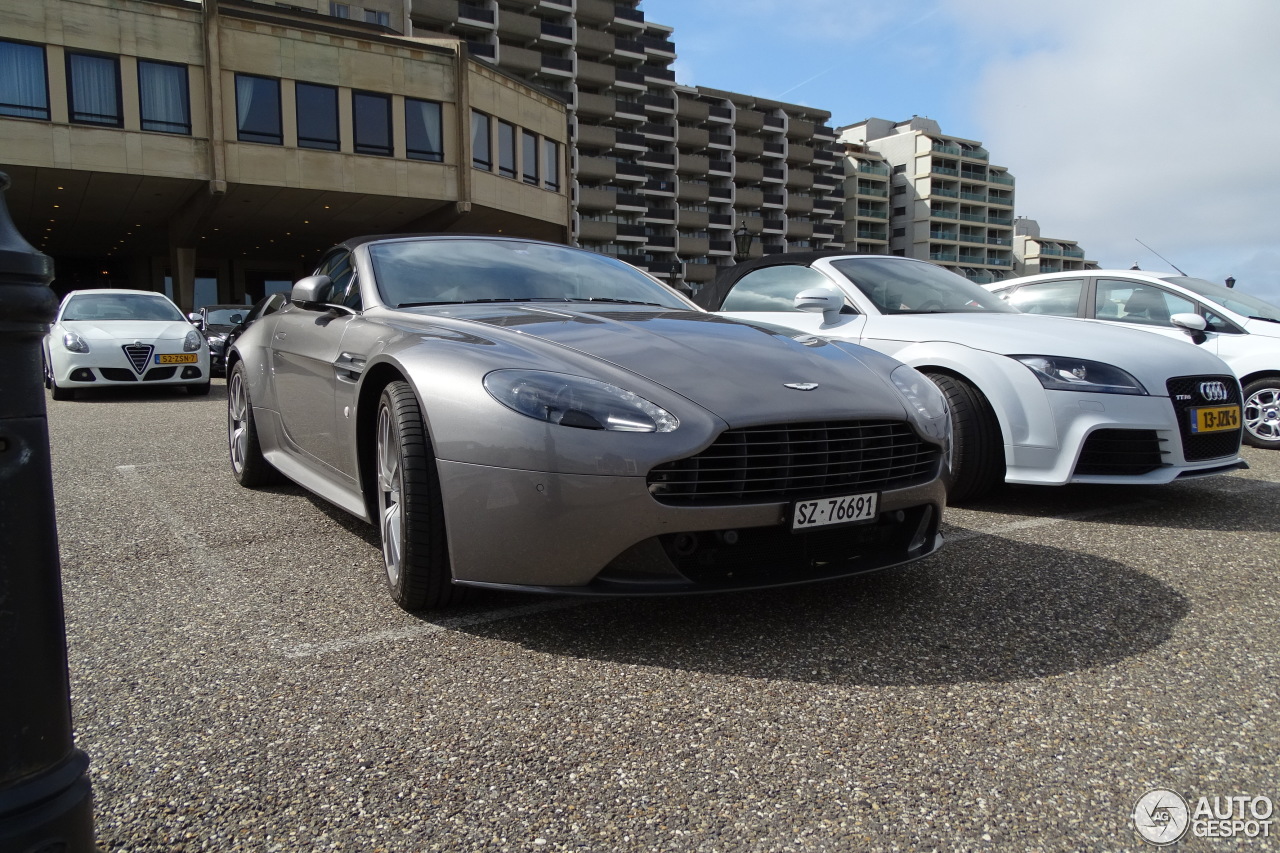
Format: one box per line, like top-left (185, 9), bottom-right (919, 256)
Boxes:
top-left (794, 287), bottom-right (846, 325)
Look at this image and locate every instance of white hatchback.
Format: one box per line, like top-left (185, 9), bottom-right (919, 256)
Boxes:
top-left (706, 254), bottom-right (1246, 502)
top-left (987, 271), bottom-right (1280, 449)
top-left (42, 289), bottom-right (211, 400)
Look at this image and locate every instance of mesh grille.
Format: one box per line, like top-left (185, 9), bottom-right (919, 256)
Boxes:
top-left (99, 368), bottom-right (138, 382)
top-left (1074, 429), bottom-right (1167, 476)
top-left (122, 344), bottom-right (154, 374)
top-left (1166, 375), bottom-right (1243, 461)
top-left (647, 420), bottom-right (940, 506)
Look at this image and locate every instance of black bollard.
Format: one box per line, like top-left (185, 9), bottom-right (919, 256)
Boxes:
top-left (0, 172), bottom-right (95, 851)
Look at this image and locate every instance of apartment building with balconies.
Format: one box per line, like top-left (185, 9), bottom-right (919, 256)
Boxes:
top-left (1012, 217), bottom-right (1098, 276)
top-left (839, 117), bottom-right (1019, 284)
top-left (841, 141), bottom-right (892, 254)
top-left (1, 0), bottom-right (569, 308)
top-left (408, 0), bottom-right (844, 290)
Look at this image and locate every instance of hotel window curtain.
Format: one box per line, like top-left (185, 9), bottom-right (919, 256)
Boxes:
top-left (0, 40), bottom-right (49, 119)
top-left (138, 61), bottom-right (189, 134)
top-left (68, 53), bottom-right (120, 126)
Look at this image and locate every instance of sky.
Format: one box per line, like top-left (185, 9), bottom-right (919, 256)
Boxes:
top-left (640, 0), bottom-right (1280, 303)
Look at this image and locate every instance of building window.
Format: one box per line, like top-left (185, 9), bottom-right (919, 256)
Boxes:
top-left (296, 82), bottom-right (339, 150)
top-left (235, 74), bottom-right (282, 144)
top-left (0, 40), bottom-right (49, 120)
top-left (892, 227), bottom-right (906, 238)
top-left (352, 91), bottom-right (392, 156)
top-left (497, 120), bottom-right (516, 178)
top-left (137, 60), bottom-right (190, 134)
top-left (329, 2), bottom-right (350, 17)
top-left (521, 130), bottom-right (538, 185)
top-left (893, 206), bottom-right (906, 216)
top-left (66, 52), bottom-right (121, 127)
top-left (542, 138), bottom-right (559, 191)
top-left (405, 98), bottom-right (443, 161)
top-left (365, 9), bottom-right (390, 26)
top-left (471, 110), bottom-right (491, 170)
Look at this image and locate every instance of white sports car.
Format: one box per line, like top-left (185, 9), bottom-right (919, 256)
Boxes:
top-left (703, 253), bottom-right (1246, 502)
top-left (986, 270), bottom-right (1280, 450)
top-left (42, 288), bottom-right (211, 400)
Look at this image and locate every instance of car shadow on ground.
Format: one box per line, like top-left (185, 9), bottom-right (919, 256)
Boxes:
top-left (951, 477), bottom-right (1280, 534)
top-left (46, 381), bottom-right (228, 404)
top-left (447, 535), bottom-right (1189, 688)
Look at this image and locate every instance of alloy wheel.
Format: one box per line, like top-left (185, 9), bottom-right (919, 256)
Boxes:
top-left (1244, 386), bottom-right (1280, 442)
top-left (376, 404), bottom-right (405, 587)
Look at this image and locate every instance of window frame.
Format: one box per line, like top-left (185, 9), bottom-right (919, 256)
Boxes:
top-left (352, 90), bottom-right (393, 157)
top-left (0, 39), bottom-right (51, 120)
top-left (66, 50), bottom-right (123, 128)
top-left (542, 138), bottom-right (559, 191)
top-left (521, 130), bottom-right (539, 185)
top-left (471, 110), bottom-right (492, 171)
top-left (137, 59), bottom-right (191, 135)
top-left (497, 119), bottom-right (517, 179)
top-left (234, 73), bottom-right (283, 145)
top-left (295, 81), bottom-right (340, 151)
top-left (405, 97), bottom-right (444, 162)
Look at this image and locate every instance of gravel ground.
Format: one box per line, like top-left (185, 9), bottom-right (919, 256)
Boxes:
top-left (44, 381), bottom-right (1279, 852)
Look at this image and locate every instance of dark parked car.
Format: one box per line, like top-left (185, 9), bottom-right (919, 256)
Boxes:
top-left (223, 292), bottom-right (288, 355)
top-left (189, 304), bottom-right (252, 376)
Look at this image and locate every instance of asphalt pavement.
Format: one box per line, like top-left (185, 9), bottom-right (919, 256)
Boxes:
top-left (45, 381), bottom-right (1279, 851)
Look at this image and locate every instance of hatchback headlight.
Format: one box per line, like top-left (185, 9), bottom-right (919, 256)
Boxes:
top-left (62, 332), bottom-right (89, 353)
top-left (1012, 355), bottom-right (1147, 395)
top-left (183, 329), bottom-right (204, 352)
top-left (484, 369), bottom-right (678, 433)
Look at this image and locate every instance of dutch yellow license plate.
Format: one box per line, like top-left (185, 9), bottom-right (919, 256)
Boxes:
top-left (1191, 405), bottom-right (1240, 433)
top-left (156, 353), bottom-right (198, 365)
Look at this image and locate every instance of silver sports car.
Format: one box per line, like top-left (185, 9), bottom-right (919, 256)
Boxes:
top-left (226, 235), bottom-right (949, 610)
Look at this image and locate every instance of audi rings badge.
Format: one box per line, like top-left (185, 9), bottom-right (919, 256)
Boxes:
top-left (1199, 381), bottom-right (1229, 403)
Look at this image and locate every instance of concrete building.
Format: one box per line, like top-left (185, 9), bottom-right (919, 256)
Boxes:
top-left (1, 0), bottom-right (571, 309)
top-left (1011, 217), bottom-right (1098, 276)
top-left (839, 117), bottom-right (1018, 284)
top-left (407, 0), bottom-right (845, 290)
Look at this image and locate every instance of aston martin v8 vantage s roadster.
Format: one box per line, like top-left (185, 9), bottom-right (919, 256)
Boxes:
top-left (226, 235), bottom-right (949, 610)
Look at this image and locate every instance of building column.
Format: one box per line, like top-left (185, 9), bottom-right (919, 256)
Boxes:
top-left (169, 246), bottom-right (196, 312)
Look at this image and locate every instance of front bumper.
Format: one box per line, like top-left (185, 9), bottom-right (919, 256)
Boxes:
top-left (1005, 389), bottom-right (1244, 486)
top-left (435, 460), bottom-right (946, 593)
top-left (50, 346), bottom-right (209, 387)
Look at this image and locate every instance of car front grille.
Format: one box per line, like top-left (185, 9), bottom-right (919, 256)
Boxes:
top-left (143, 367), bottom-right (177, 381)
top-left (647, 420), bottom-right (940, 506)
top-left (1074, 429), bottom-right (1167, 476)
top-left (99, 368), bottom-right (138, 382)
top-left (1166, 375), bottom-right (1243, 461)
top-left (122, 344), bottom-right (154, 374)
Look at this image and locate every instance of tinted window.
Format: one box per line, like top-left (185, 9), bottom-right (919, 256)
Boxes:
top-left (406, 98), bottom-right (443, 161)
top-left (138, 60), bottom-right (189, 134)
top-left (542, 139), bottom-right (559, 191)
top-left (471, 110), bottom-right (491, 170)
top-left (722, 266), bottom-right (835, 312)
top-left (235, 74), bottom-right (281, 144)
top-left (0, 40), bottom-right (49, 120)
top-left (67, 52), bottom-right (121, 127)
top-left (317, 252), bottom-right (360, 308)
top-left (497, 120), bottom-right (516, 178)
top-left (296, 82), bottom-right (339, 150)
top-left (1004, 279), bottom-right (1084, 316)
top-left (829, 256), bottom-right (1015, 315)
top-left (353, 91), bottom-right (391, 156)
top-left (63, 293), bottom-right (184, 322)
top-left (1166, 276), bottom-right (1280, 322)
top-left (1096, 279), bottom-right (1196, 327)
top-left (522, 130), bottom-right (538, 185)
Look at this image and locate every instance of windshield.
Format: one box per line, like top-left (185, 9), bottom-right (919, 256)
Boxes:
top-left (205, 307), bottom-right (248, 326)
top-left (1162, 276), bottom-right (1280, 322)
top-left (827, 257), bottom-right (1017, 315)
top-left (62, 292), bottom-right (185, 322)
top-left (368, 239), bottom-right (696, 311)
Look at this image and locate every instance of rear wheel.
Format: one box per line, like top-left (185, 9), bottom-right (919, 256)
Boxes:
top-left (375, 380), bottom-right (467, 611)
top-left (1242, 377), bottom-right (1280, 449)
top-left (923, 371), bottom-right (1005, 504)
top-left (45, 354), bottom-right (73, 401)
top-left (227, 362), bottom-right (282, 487)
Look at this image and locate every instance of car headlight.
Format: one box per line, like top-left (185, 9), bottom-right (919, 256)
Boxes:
top-left (62, 332), bottom-right (89, 353)
top-left (484, 369), bottom-right (679, 433)
top-left (183, 329), bottom-right (204, 352)
top-left (1012, 355), bottom-right (1147, 395)
top-left (890, 364), bottom-right (950, 442)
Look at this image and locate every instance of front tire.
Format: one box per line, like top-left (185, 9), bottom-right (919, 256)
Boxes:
top-left (375, 381), bottom-right (466, 611)
top-left (227, 362), bottom-right (282, 487)
top-left (923, 371), bottom-right (1005, 504)
top-left (1242, 377), bottom-right (1280, 449)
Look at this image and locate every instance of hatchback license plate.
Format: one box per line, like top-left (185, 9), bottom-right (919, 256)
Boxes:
top-left (155, 353), bottom-right (198, 364)
top-left (1191, 405), bottom-right (1240, 433)
top-left (792, 492), bottom-right (879, 532)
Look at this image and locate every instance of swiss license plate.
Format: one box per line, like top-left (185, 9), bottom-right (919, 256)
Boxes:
top-left (1190, 405), bottom-right (1240, 433)
top-left (155, 353), bottom-right (198, 365)
top-left (792, 492), bottom-right (879, 532)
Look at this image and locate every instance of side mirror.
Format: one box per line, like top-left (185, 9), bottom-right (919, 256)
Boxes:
top-left (794, 287), bottom-right (846, 324)
top-left (187, 312), bottom-right (204, 329)
top-left (291, 274), bottom-right (334, 307)
top-left (229, 313), bottom-right (244, 324)
top-left (1171, 312), bottom-right (1208, 344)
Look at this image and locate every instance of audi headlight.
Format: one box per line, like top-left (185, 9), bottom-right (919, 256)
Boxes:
top-left (183, 329), bottom-right (204, 352)
top-left (62, 332), bottom-right (89, 353)
top-left (1012, 355), bottom-right (1147, 395)
top-left (890, 364), bottom-right (950, 443)
top-left (484, 369), bottom-right (678, 433)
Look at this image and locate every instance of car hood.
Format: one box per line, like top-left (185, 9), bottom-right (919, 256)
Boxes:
top-left (58, 319), bottom-right (196, 342)
top-left (867, 312), bottom-right (1231, 383)
top-left (425, 305), bottom-right (913, 426)
top-left (1240, 317), bottom-right (1280, 339)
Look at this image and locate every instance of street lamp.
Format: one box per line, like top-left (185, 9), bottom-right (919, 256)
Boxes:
top-left (733, 223), bottom-right (755, 263)
top-left (1225, 276), bottom-right (1236, 289)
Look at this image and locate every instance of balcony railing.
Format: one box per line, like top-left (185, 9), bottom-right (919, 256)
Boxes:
top-left (930, 251), bottom-right (958, 262)
top-left (614, 37), bottom-right (644, 54)
top-left (858, 163), bottom-right (890, 175)
top-left (763, 116), bottom-right (785, 129)
top-left (640, 122), bottom-right (674, 138)
top-left (931, 187), bottom-right (958, 198)
top-left (932, 143), bottom-right (961, 156)
top-left (708, 106), bottom-right (733, 120)
top-left (541, 21), bottom-right (573, 39)
top-left (458, 3), bottom-right (494, 24)
top-left (987, 236), bottom-right (1012, 246)
top-left (614, 6), bottom-right (644, 22)
top-left (857, 186), bottom-right (888, 198)
top-left (959, 191), bottom-right (986, 202)
top-left (989, 174), bottom-right (1015, 185)
top-left (932, 166), bottom-right (959, 177)
top-left (541, 55), bottom-right (573, 72)
top-left (615, 161), bottom-right (647, 177)
top-left (1063, 247), bottom-right (1085, 258)
top-left (615, 69), bottom-right (645, 86)
top-left (641, 65), bottom-right (676, 82)
top-left (709, 160), bottom-right (733, 173)
top-left (929, 230), bottom-right (957, 240)
top-left (709, 133), bottom-right (733, 147)
top-left (642, 94), bottom-right (675, 110)
top-left (959, 212), bottom-right (986, 222)
top-left (930, 208), bottom-right (958, 219)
